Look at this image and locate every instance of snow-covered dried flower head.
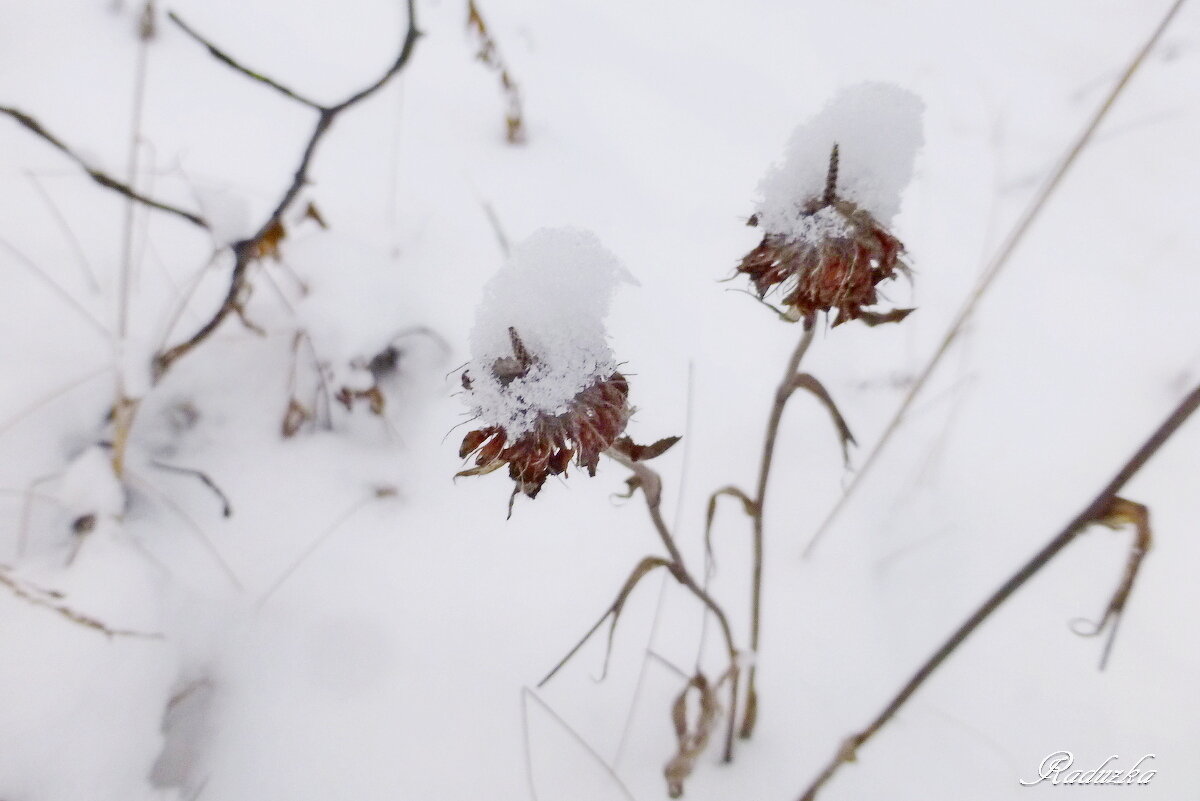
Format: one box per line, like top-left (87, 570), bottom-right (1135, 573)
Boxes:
top-left (457, 228), bottom-right (635, 512)
top-left (737, 82), bottom-right (924, 325)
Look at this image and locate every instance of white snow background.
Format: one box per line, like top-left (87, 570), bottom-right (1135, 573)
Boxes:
top-left (1, 1), bottom-right (1198, 800)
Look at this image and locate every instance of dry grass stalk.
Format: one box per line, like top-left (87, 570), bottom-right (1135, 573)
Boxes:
top-left (466, 0), bottom-right (526, 144)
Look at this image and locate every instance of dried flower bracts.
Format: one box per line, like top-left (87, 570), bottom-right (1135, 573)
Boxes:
top-left (458, 328), bottom-right (633, 506)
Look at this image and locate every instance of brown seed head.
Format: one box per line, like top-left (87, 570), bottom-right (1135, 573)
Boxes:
top-left (457, 328), bottom-right (634, 514)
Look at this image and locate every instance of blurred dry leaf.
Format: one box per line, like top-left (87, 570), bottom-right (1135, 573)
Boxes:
top-left (251, 219), bottom-right (286, 261)
top-left (299, 200), bottom-right (328, 229)
top-left (466, 0), bottom-right (526, 144)
top-left (611, 435), bottom-right (681, 462)
top-left (281, 398), bottom-right (311, 438)
top-left (665, 673), bottom-right (720, 798)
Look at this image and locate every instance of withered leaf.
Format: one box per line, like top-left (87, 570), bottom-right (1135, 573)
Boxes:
top-left (300, 200), bottom-right (328, 229)
top-left (281, 398), bottom-right (310, 438)
top-left (789, 373), bottom-right (856, 466)
top-left (611, 435), bottom-right (681, 462)
top-left (664, 673), bottom-right (720, 799)
top-left (857, 307), bottom-right (915, 327)
top-left (251, 218), bottom-right (287, 262)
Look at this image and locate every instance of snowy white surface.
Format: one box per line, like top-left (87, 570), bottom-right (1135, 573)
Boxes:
top-left (465, 227), bottom-right (627, 435)
top-left (756, 82), bottom-right (925, 233)
top-left (0, 1), bottom-right (1198, 801)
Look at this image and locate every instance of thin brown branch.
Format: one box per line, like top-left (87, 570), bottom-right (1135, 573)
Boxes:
top-left (606, 448), bottom-right (741, 764)
top-left (0, 106), bottom-right (208, 229)
top-left (801, 0), bottom-right (1189, 559)
top-left (743, 316), bottom-right (816, 737)
top-left (0, 566), bottom-right (162, 639)
top-left (796, 383), bottom-right (1200, 801)
top-left (166, 12), bottom-right (326, 110)
top-left (154, 0), bottom-right (422, 377)
top-left (150, 459), bottom-right (233, 517)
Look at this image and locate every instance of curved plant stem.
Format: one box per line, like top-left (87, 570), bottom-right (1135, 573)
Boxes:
top-left (606, 448), bottom-right (741, 763)
top-left (743, 317), bottom-right (816, 736)
top-left (795, 383), bottom-right (1200, 801)
top-left (801, 0), bottom-right (1189, 559)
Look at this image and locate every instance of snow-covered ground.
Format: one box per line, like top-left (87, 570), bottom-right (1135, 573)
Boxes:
top-left (1, 1), bottom-right (1197, 799)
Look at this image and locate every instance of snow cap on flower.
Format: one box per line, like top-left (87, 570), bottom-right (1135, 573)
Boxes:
top-left (738, 82), bottom-right (924, 325)
top-left (756, 82), bottom-right (924, 233)
top-left (458, 228), bottom-right (640, 512)
top-left (466, 227), bottom-right (632, 436)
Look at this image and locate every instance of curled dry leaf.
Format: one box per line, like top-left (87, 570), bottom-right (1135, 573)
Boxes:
top-left (703, 485), bottom-right (756, 565)
top-left (538, 555), bottom-right (671, 688)
top-left (1069, 496), bottom-right (1152, 670)
top-left (665, 673), bottom-right (721, 798)
top-left (790, 373), bottom-right (856, 466)
top-left (281, 398), bottom-right (311, 438)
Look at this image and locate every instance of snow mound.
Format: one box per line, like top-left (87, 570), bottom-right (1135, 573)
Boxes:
top-left (465, 228), bottom-right (629, 436)
top-left (756, 82), bottom-right (925, 235)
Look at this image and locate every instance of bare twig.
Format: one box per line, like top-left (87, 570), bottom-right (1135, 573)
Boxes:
top-left (166, 12), bottom-right (325, 110)
top-left (605, 447), bottom-right (741, 764)
top-left (802, 0), bottom-right (1189, 558)
top-left (0, 565), bottom-right (162, 639)
top-left (150, 460), bottom-right (233, 517)
top-left (128, 472), bottom-right (243, 590)
top-left (614, 363), bottom-right (697, 769)
top-left (154, 0), bottom-right (422, 376)
top-left (796, 383), bottom-right (1200, 801)
top-left (0, 106), bottom-right (208, 229)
